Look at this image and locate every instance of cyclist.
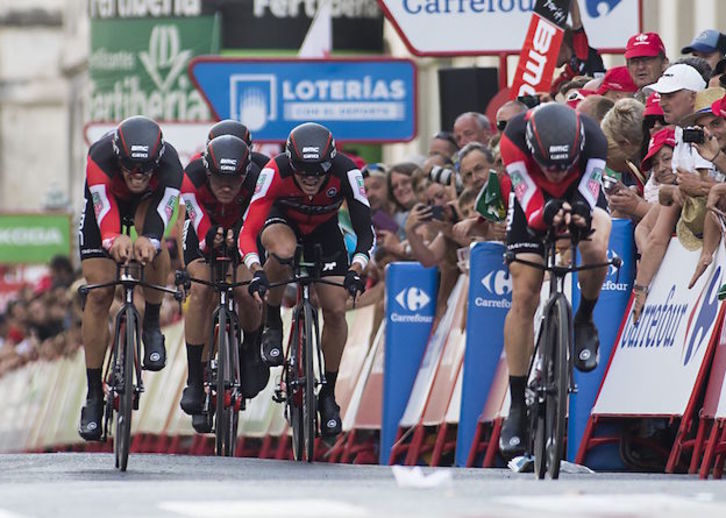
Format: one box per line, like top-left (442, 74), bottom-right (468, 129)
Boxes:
top-left (498, 103), bottom-right (611, 457)
top-left (179, 134), bottom-right (266, 426)
top-left (78, 116), bottom-right (183, 440)
top-left (238, 122), bottom-right (372, 437)
top-left (206, 119), bottom-right (270, 170)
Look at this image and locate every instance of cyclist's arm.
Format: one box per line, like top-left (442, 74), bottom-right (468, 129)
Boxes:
top-left (180, 173), bottom-right (213, 253)
top-left (239, 166), bottom-right (278, 270)
top-left (572, 114), bottom-right (609, 214)
top-left (342, 165), bottom-right (374, 271)
top-left (141, 146), bottom-right (183, 249)
top-left (86, 156), bottom-right (123, 250)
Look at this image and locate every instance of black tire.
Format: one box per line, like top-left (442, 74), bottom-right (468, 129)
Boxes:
top-left (290, 307), bottom-right (304, 461)
top-left (302, 302), bottom-right (317, 462)
top-left (533, 313), bottom-right (548, 480)
top-left (533, 295), bottom-right (570, 479)
top-left (227, 320), bottom-right (241, 456)
top-left (215, 310), bottom-right (231, 456)
top-left (116, 307), bottom-right (135, 472)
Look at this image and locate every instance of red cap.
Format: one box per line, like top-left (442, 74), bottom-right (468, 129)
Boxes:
top-left (565, 88), bottom-right (596, 109)
top-left (641, 127), bottom-right (676, 171)
top-left (644, 92), bottom-right (664, 117)
top-left (711, 94), bottom-right (726, 118)
top-left (596, 66), bottom-right (638, 95)
top-left (625, 32), bottom-right (666, 59)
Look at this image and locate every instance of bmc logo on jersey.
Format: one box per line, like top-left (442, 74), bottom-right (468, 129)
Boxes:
top-left (395, 287), bottom-right (431, 311)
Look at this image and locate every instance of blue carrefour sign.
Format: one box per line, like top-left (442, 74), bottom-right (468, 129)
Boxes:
top-left (189, 57), bottom-right (417, 142)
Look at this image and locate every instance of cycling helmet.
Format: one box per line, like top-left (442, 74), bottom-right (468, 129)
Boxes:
top-left (113, 116), bottom-right (165, 173)
top-left (203, 135), bottom-right (250, 178)
top-left (207, 119), bottom-right (252, 146)
top-left (285, 122), bottom-right (336, 177)
top-left (525, 103), bottom-right (585, 173)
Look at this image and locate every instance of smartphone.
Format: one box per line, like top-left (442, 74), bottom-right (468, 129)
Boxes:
top-left (429, 205), bottom-right (445, 221)
top-left (683, 127), bottom-right (705, 144)
top-left (371, 211), bottom-right (399, 233)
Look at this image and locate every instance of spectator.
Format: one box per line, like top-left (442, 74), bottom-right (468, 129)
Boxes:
top-left (681, 30), bottom-right (726, 70)
top-left (557, 76), bottom-right (592, 103)
top-left (453, 112), bottom-right (492, 148)
top-left (363, 163), bottom-right (395, 222)
top-left (596, 66), bottom-right (638, 101)
top-left (576, 94), bottom-right (614, 123)
top-left (428, 131), bottom-right (459, 160)
top-left (458, 142), bottom-right (495, 192)
top-left (49, 255), bottom-right (75, 289)
top-left (710, 58), bottom-right (726, 88)
top-left (676, 56), bottom-right (713, 84)
top-left (625, 32), bottom-right (669, 92)
top-left (495, 101), bottom-right (528, 133)
top-left (601, 98), bottom-right (646, 190)
top-left (639, 93), bottom-right (668, 160)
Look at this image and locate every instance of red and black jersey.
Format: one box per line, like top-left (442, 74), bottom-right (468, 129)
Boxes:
top-left (238, 153), bottom-right (374, 270)
top-left (499, 110), bottom-right (607, 231)
top-left (85, 131), bottom-right (183, 249)
top-left (180, 157), bottom-right (260, 253)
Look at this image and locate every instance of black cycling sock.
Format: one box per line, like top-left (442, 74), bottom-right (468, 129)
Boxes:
top-left (509, 375), bottom-right (527, 412)
top-left (265, 304), bottom-right (282, 329)
top-left (320, 371), bottom-right (338, 399)
top-left (242, 328), bottom-right (260, 351)
top-left (143, 302), bottom-right (161, 330)
top-left (575, 295), bottom-right (598, 323)
top-left (186, 343), bottom-right (203, 384)
top-left (86, 368), bottom-right (103, 400)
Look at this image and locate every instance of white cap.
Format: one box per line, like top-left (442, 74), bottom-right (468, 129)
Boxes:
top-left (644, 64), bottom-right (707, 94)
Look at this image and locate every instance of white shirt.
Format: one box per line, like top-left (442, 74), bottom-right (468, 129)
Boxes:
top-left (672, 126), bottom-right (719, 179)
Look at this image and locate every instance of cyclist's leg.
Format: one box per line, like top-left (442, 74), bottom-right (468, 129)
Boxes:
top-left (181, 258), bottom-right (213, 414)
top-left (259, 218), bottom-right (297, 366)
top-left (234, 263), bottom-right (268, 398)
top-left (78, 187), bottom-right (116, 440)
top-left (500, 197), bottom-right (544, 457)
top-left (574, 207), bottom-right (612, 371)
top-left (134, 199), bottom-right (171, 370)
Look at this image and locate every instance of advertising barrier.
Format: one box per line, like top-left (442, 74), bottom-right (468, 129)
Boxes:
top-left (456, 242), bottom-right (511, 466)
top-left (568, 219), bottom-right (634, 466)
top-left (0, 214), bottom-right (72, 264)
top-left (381, 262), bottom-right (438, 464)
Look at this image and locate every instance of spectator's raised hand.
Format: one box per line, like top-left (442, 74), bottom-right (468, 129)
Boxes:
top-left (659, 184), bottom-right (683, 207)
top-left (706, 182), bottom-right (726, 218)
top-left (405, 204), bottom-right (432, 233)
top-left (676, 168), bottom-right (703, 197)
top-left (694, 126), bottom-right (721, 163)
top-left (608, 186), bottom-right (642, 215)
top-left (488, 221), bottom-right (507, 241)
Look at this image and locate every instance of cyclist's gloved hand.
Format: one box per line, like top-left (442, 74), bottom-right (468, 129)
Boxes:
top-left (569, 201), bottom-right (593, 232)
top-left (204, 225), bottom-right (222, 253)
top-left (248, 270), bottom-right (269, 299)
top-left (344, 269), bottom-right (365, 297)
top-left (542, 199), bottom-right (565, 228)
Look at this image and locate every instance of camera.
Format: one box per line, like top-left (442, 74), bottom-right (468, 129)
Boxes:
top-left (682, 126), bottom-right (705, 144)
top-left (429, 166), bottom-right (463, 193)
top-left (517, 94), bottom-right (541, 109)
top-left (602, 174), bottom-right (620, 194)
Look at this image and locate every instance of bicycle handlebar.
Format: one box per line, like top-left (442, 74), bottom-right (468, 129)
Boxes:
top-left (505, 251), bottom-right (621, 277)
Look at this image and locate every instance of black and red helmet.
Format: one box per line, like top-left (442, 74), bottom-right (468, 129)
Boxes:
top-left (285, 122), bottom-right (336, 177)
top-left (113, 116), bottom-right (165, 174)
top-left (525, 104), bottom-right (585, 173)
top-left (207, 119), bottom-right (252, 147)
top-left (203, 135), bottom-right (250, 178)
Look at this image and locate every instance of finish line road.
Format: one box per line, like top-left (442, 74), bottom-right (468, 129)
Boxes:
top-left (1, 454), bottom-right (725, 517)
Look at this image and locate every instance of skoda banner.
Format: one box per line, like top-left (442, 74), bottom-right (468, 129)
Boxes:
top-left (88, 16), bottom-right (219, 123)
top-left (456, 242), bottom-right (511, 467)
top-left (0, 214), bottom-right (72, 264)
top-left (381, 262), bottom-right (438, 464)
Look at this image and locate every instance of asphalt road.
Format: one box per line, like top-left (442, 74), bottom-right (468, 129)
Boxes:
top-left (1, 453), bottom-right (725, 517)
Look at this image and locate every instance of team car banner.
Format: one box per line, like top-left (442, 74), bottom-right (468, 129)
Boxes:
top-left (189, 57), bottom-right (417, 142)
top-left (592, 238), bottom-right (725, 416)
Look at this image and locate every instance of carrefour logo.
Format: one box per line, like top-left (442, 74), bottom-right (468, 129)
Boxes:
top-left (391, 287), bottom-right (433, 323)
top-left (475, 268), bottom-right (512, 309)
top-left (682, 267), bottom-right (721, 366)
top-left (620, 285), bottom-right (687, 349)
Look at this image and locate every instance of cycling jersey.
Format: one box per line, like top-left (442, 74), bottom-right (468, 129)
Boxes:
top-left (238, 153), bottom-right (374, 270)
top-left (180, 157), bottom-right (260, 253)
top-left (499, 110), bottom-right (608, 232)
top-left (83, 131), bottom-right (183, 251)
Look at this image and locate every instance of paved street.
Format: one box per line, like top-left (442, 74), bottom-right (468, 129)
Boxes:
top-left (1, 454), bottom-right (725, 517)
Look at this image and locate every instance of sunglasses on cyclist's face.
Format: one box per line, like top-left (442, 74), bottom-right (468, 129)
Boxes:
top-left (120, 158), bottom-right (156, 175)
top-left (291, 159), bottom-right (332, 177)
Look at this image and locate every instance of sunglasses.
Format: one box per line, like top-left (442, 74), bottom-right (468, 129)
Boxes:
top-left (120, 157), bottom-right (156, 175)
top-left (291, 159), bottom-right (332, 177)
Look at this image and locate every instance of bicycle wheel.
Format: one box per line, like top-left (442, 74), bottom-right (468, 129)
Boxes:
top-left (116, 306), bottom-right (135, 472)
top-left (215, 310), bottom-right (231, 456)
top-left (289, 306), bottom-right (305, 461)
top-left (302, 302), bottom-right (317, 462)
top-left (226, 319), bottom-right (241, 456)
top-left (534, 294), bottom-right (570, 479)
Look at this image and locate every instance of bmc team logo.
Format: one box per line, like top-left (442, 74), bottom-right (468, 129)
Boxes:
top-left (230, 74), bottom-right (277, 132)
top-left (586, 0), bottom-right (622, 17)
top-left (682, 266), bottom-right (722, 366)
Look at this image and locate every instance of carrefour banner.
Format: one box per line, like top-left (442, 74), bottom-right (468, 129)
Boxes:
top-left (381, 262), bottom-right (437, 464)
top-left (593, 237), bottom-right (725, 416)
top-left (88, 16), bottom-right (218, 122)
top-left (0, 214), bottom-right (72, 264)
top-left (456, 242), bottom-right (511, 467)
